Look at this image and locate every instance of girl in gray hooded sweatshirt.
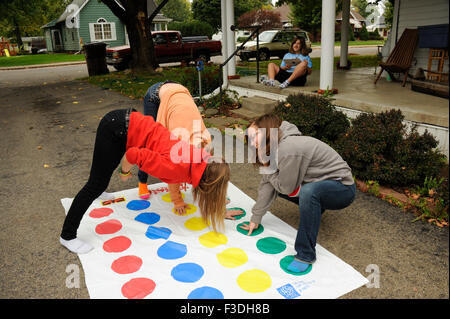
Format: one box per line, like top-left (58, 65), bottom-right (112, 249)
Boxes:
top-left (243, 114), bottom-right (356, 273)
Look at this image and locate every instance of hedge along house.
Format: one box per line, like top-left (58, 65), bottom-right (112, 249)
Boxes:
top-left (41, 0), bottom-right (171, 52)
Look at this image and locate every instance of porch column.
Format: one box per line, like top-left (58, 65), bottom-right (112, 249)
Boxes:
top-left (320, 0), bottom-right (336, 90)
top-left (221, 0), bottom-right (228, 86)
top-left (226, 0), bottom-right (236, 77)
top-left (339, 0), bottom-right (350, 68)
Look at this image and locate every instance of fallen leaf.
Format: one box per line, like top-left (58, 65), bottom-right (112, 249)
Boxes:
top-left (37, 145), bottom-right (42, 150)
top-left (73, 101), bottom-right (79, 104)
top-left (59, 125), bottom-right (64, 128)
top-left (56, 101), bottom-right (61, 104)
top-left (43, 164), bottom-right (50, 168)
top-left (411, 193), bottom-right (420, 200)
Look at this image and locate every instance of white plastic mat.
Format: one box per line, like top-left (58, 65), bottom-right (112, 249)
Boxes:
top-left (60, 182), bottom-right (368, 299)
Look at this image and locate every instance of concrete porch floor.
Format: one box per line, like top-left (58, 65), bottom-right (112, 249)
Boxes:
top-left (229, 67), bottom-right (449, 128)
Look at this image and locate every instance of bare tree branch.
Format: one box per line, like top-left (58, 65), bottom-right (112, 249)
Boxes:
top-left (101, 0), bottom-right (126, 23)
top-left (148, 0), bottom-right (169, 22)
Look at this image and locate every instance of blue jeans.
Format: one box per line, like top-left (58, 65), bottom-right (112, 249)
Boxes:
top-left (138, 81), bottom-right (176, 184)
top-left (293, 180), bottom-right (356, 264)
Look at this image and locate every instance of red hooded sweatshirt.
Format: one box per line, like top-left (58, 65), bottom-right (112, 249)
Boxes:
top-left (125, 112), bottom-right (210, 188)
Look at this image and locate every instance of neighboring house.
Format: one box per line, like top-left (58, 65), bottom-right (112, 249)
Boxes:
top-left (41, 0), bottom-right (172, 52)
top-left (272, 3), bottom-right (293, 28)
top-left (20, 37), bottom-right (45, 52)
top-left (336, 9), bottom-right (366, 33)
top-left (382, 0), bottom-right (449, 80)
top-left (366, 14), bottom-right (388, 38)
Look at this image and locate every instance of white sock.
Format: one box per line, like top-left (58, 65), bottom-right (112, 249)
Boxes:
top-left (60, 237), bottom-right (94, 254)
top-left (98, 192), bottom-right (115, 201)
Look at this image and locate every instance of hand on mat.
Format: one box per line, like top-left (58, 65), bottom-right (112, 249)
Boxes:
top-left (174, 204), bottom-right (190, 216)
top-left (239, 221), bottom-right (259, 236)
top-left (225, 209), bottom-right (244, 220)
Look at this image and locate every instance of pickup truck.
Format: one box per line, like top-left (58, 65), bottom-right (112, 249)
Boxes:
top-left (237, 29), bottom-right (312, 61)
top-left (106, 31), bottom-right (222, 70)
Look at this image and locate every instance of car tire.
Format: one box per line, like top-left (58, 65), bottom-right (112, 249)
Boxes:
top-left (239, 54), bottom-right (249, 62)
top-left (258, 49), bottom-right (270, 61)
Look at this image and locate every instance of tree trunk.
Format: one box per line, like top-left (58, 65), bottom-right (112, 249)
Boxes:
top-left (125, 8), bottom-right (158, 72)
top-left (13, 16), bottom-right (23, 50)
top-left (119, 1), bottom-right (156, 73)
top-left (101, 0), bottom-right (168, 73)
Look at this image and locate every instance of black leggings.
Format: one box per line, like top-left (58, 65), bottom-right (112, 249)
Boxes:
top-left (61, 109), bottom-right (134, 240)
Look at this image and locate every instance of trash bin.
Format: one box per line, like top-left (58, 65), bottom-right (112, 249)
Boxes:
top-left (84, 42), bottom-right (109, 76)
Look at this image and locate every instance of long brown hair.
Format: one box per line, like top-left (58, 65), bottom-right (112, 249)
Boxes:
top-left (192, 157), bottom-right (230, 233)
top-left (247, 114), bottom-right (282, 167)
top-left (289, 36), bottom-right (309, 56)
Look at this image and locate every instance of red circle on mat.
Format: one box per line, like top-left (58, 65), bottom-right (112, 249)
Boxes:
top-left (111, 255), bottom-right (143, 274)
top-left (103, 236), bottom-right (132, 253)
top-left (121, 278), bottom-right (156, 299)
top-left (89, 207), bottom-right (113, 218)
top-left (95, 219), bottom-right (122, 235)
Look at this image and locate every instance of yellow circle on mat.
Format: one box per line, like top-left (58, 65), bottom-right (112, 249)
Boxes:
top-left (199, 231), bottom-right (227, 248)
top-left (184, 217), bottom-right (210, 231)
top-left (172, 204), bottom-right (197, 216)
top-left (162, 192), bottom-right (185, 203)
top-left (237, 269), bottom-right (272, 293)
top-left (217, 248), bottom-right (248, 268)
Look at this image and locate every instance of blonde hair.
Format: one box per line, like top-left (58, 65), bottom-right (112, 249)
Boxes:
top-left (192, 157), bottom-right (230, 233)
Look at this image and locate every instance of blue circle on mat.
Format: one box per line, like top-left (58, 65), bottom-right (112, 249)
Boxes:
top-left (157, 241), bottom-right (187, 260)
top-left (134, 212), bottom-right (160, 225)
top-left (188, 286), bottom-right (224, 299)
top-left (171, 263), bottom-right (204, 283)
top-left (145, 226), bottom-right (172, 240)
top-left (127, 200), bottom-right (150, 211)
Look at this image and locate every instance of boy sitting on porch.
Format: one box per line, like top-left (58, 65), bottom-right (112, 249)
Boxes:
top-left (261, 36), bottom-right (312, 89)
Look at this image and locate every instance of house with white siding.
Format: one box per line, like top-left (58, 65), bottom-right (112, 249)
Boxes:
top-left (381, 0), bottom-right (449, 81)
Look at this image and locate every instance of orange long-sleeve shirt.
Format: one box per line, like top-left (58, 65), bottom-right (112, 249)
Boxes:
top-left (156, 83), bottom-right (212, 208)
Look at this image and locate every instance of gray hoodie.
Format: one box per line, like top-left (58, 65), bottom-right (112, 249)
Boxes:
top-left (250, 121), bottom-right (354, 224)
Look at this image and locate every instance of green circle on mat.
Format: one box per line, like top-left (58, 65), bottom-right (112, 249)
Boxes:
top-left (227, 207), bottom-right (246, 220)
top-left (236, 222), bottom-right (264, 236)
top-left (280, 255), bottom-right (312, 276)
top-left (256, 237), bottom-right (287, 254)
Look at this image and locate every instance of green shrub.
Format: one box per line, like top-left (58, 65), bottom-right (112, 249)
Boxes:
top-left (164, 64), bottom-right (220, 96)
top-left (168, 20), bottom-right (214, 39)
top-left (273, 93), bottom-right (350, 146)
top-left (334, 109), bottom-right (445, 187)
top-left (359, 25), bottom-right (369, 41)
top-left (368, 31), bottom-right (383, 40)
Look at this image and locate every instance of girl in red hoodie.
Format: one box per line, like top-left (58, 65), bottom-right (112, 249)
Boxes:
top-left (60, 108), bottom-right (230, 254)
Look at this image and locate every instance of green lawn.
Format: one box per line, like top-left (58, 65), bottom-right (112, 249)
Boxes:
top-left (311, 40), bottom-right (385, 47)
top-left (0, 53), bottom-right (85, 67)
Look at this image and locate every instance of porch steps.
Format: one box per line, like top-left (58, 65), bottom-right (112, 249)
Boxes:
top-left (232, 95), bottom-right (279, 119)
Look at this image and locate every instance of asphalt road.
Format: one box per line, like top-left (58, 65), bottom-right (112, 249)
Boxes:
top-left (0, 64), bottom-right (448, 299)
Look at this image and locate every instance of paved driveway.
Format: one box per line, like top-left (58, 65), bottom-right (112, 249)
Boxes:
top-left (0, 64), bottom-right (448, 299)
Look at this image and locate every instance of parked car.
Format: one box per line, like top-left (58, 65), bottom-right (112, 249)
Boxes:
top-left (237, 28), bottom-right (312, 61)
top-left (31, 38), bottom-right (46, 54)
top-left (106, 31), bottom-right (222, 71)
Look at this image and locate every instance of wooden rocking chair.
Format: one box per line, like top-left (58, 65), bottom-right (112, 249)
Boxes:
top-left (374, 28), bottom-right (419, 86)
